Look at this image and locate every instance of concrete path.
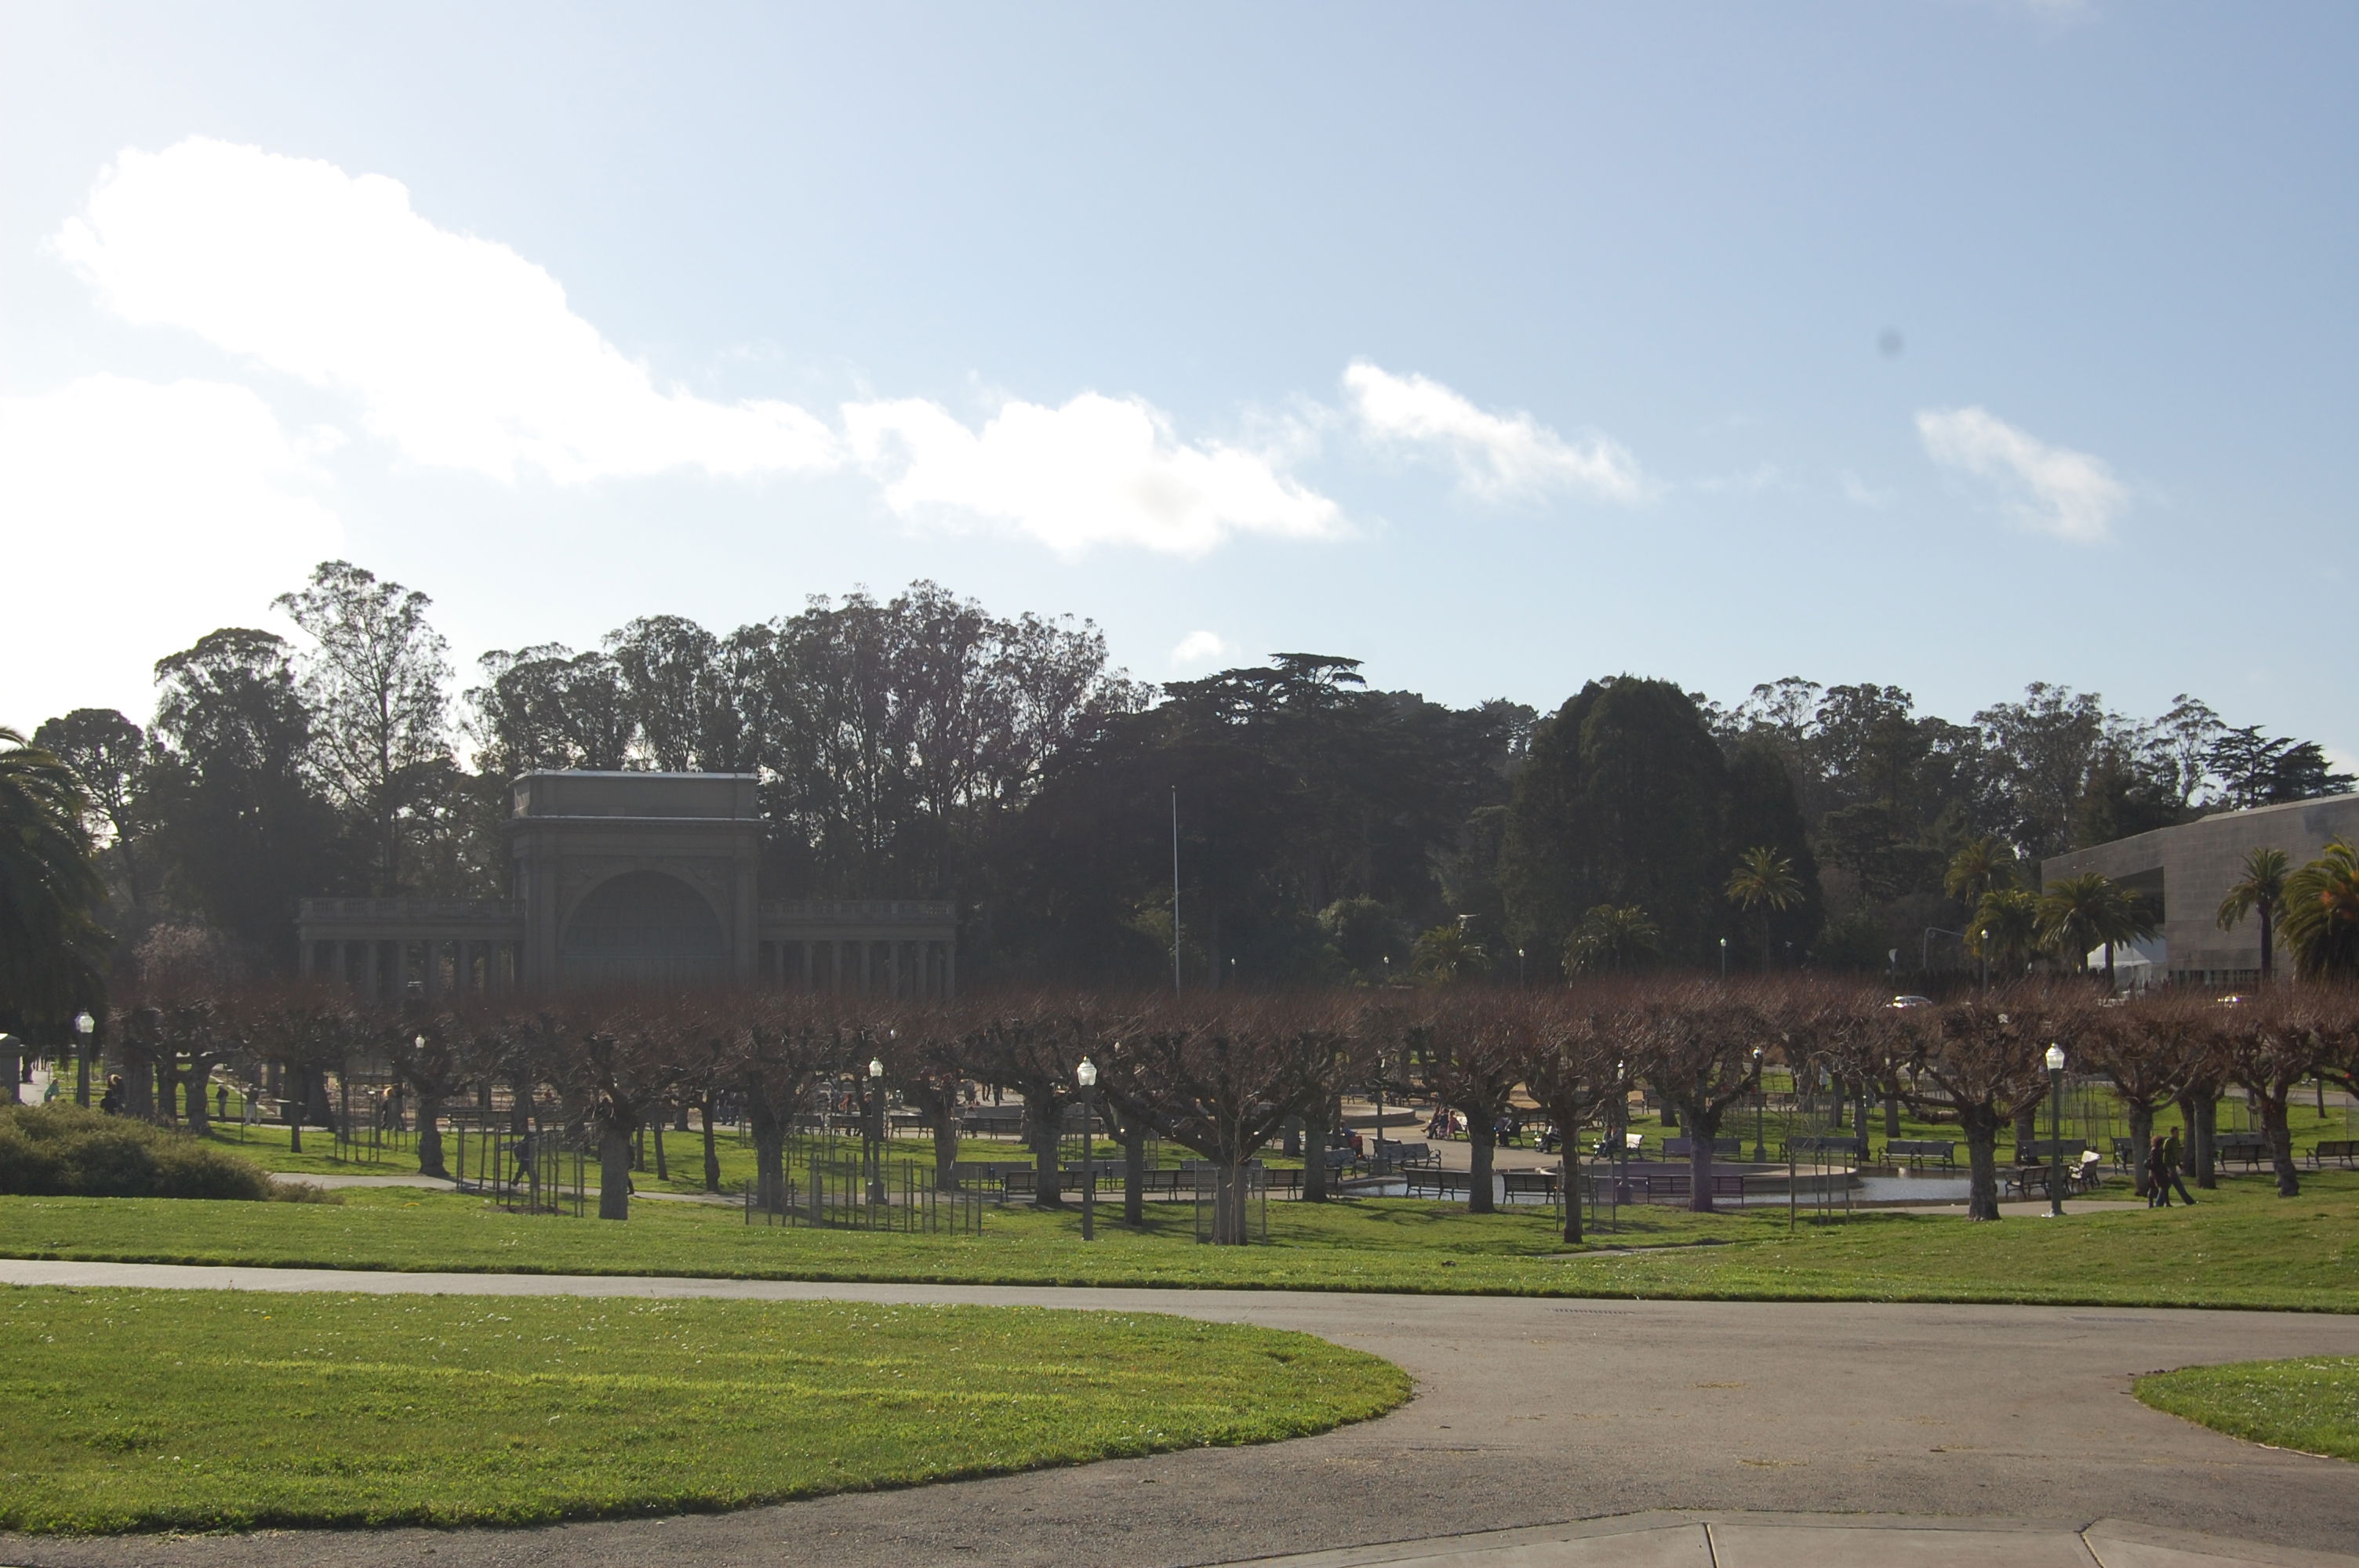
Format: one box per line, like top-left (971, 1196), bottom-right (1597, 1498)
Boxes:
top-left (1, 1259), bottom-right (2354, 1568)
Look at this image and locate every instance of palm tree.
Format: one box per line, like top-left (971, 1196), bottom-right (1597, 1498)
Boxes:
top-left (2280, 837), bottom-right (2359, 982)
top-left (1968, 887), bottom-right (2041, 978)
top-left (0, 727), bottom-right (111, 1023)
top-left (1944, 836), bottom-right (2018, 909)
top-left (2035, 871), bottom-right (2156, 989)
top-left (1409, 922), bottom-right (1487, 985)
top-left (1563, 904), bottom-right (1661, 976)
top-left (1724, 846), bottom-right (1802, 972)
top-left (2216, 847), bottom-right (2291, 982)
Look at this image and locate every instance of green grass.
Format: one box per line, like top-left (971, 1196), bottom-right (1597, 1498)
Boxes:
top-left (0, 1287), bottom-right (1408, 1534)
top-left (2, 1169), bottom-right (2354, 1311)
top-left (2136, 1356), bottom-right (2359, 1462)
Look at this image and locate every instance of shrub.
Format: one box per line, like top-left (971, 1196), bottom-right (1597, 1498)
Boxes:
top-left (0, 1105), bottom-right (274, 1200)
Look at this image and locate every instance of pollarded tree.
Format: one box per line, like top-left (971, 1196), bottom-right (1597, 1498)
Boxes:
top-left (730, 993), bottom-right (857, 1210)
top-left (2202, 991), bottom-right (2322, 1198)
top-left (1518, 987), bottom-right (1634, 1243)
top-left (234, 981), bottom-right (360, 1152)
top-left (2071, 993), bottom-right (2205, 1198)
top-left (1888, 984), bottom-right (2095, 1221)
top-left (548, 1000), bottom-right (687, 1221)
top-left (1630, 983), bottom-right (1768, 1213)
top-left (1118, 993), bottom-right (1359, 1243)
top-left (874, 999), bottom-right (987, 1192)
top-left (1402, 991), bottom-right (1526, 1215)
top-left (961, 996), bottom-right (1097, 1207)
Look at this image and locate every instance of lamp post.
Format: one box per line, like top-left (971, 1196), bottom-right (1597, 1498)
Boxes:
top-left (1517, 947), bottom-right (1526, 987)
top-left (72, 1011), bottom-right (94, 1107)
top-left (1719, 937), bottom-right (1728, 979)
top-left (1751, 1046), bottom-right (1766, 1162)
top-left (866, 1057), bottom-right (886, 1206)
top-left (1075, 1058), bottom-right (1097, 1241)
top-left (1372, 1051), bottom-right (1388, 1174)
top-left (2045, 1044), bottom-right (2066, 1218)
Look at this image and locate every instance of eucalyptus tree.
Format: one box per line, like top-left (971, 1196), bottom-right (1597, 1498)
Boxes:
top-left (2215, 848), bottom-right (2291, 983)
top-left (274, 561), bottom-right (452, 894)
top-left (32, 707), bottom-right (153, 909)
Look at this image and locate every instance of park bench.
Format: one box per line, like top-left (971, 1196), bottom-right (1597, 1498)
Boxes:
top-left (2214, 1133), bottom-right (2270, 1171)
top-left (1663, 1136), bottom-right (1741, 1160)
top-left (1785, 1135), bottom-right (1862, 1161)
top-left (1501, 1169), bottom-right (1558, 1201)
top-left (1401, 1167), bottom-right (1472, 1200)
top-left (2309, 1140), bottom-right (2359, 1170)
top-left (1885, 1138), bottom-right (1956, 1167)
top-left (1593, 1131), bottom-right (1645, 1159)
top-left (1374, 1138), bottom-right (1434, 1167)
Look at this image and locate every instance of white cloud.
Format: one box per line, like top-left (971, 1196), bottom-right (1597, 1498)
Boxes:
top-left (1838, 470), bottom-right (1894, 508)
top-left (841, 391), bottom-right (1345, 557)
top-left (0, 376), bottom-right (341, 728)
top-left (1915, 405), bottom-right (2127, 543)
top-left (53, 137), bottom-right (837, 484)
top-left (1342, 361), bottom-right (1647, 503)
top-left (1169, 630), bottom-right (1235, 668)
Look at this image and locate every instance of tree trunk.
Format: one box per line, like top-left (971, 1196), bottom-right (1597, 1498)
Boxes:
top-left (1467, 1111), bottom-right (1498, 1214)
top-left (1028, 1101), bottom-right (1063, 1207)
top-left (2125, 1103), bottom-right (2153, 1197)
top-left (700, 1095), bottom-right (721, 1194)
top-left (1961, 1105), bottom-right (2002, 1221)
top-left (1213, 1160), bottom-right (1249, 1244)
top-left (2260, 1088), bottom-right (2299, 1197)
top-left (416, 1092), bottom-right (448, 1178)
top-left (652, 1120), bottom-right (667, 1181)
top-left (1123, 1128), bottom-right (1146, 1225)
top-left (929, 1105), bottom-right (960, 1192)
top-left (1561, 1142), bottom-right (1583, 1245)
top-left (750, 1105), bottom-right (785, 1210)
top-left (598, 1126), bottom-right (632, 1220)
top-left (1883, 1093), bottom-right (1901, 1139)
top-left (184, 1057), bottom-right (212, 1135)
top-left (1686, 1112), bottom-right (1717, 1214)
top-left (2190, 1096), bottom-right (2218, 1189)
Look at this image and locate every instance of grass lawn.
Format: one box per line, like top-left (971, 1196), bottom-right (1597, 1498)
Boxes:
top-left (2135, 1356), bottom-right (2359, 1463)
top-left (0, 1287), bottom-right (1408, 1534)
top-left (1, 1169), bottom-right (2353, 1311)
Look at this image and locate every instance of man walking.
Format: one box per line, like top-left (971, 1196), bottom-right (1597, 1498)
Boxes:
top-left (2158, 1127), bottom-right (2197, 1206)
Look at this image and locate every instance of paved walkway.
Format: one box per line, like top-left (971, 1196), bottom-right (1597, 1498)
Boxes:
top-left (1, 1260), bottom-right (2354, 1568)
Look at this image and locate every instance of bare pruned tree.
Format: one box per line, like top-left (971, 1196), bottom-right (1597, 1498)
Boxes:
top-left (1888, 984), bottom-right (2095, 1221)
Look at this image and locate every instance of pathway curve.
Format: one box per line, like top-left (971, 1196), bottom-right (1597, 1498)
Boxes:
top-left (0, 1260), bottom-right (2353, 1568)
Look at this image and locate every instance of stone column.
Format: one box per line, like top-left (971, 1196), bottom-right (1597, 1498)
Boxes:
top-left (830, 941), bottom-right (843, 993)
top-left (330, 941), bottom-right (348, 984)
top-left (422, 939), bottom-right (441, 1001)
top-left (943, 944), bottom-right (955, 999)
top-left (859, 940), bottom-right (872, 996)
top-left (888, 941), bottom-right (902, 1000)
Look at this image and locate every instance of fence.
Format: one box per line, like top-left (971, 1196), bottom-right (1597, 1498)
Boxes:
top-left (445, 1112), bottom-right (588, 1216)
top-left (743, 1131), bottom-right (983, 1234)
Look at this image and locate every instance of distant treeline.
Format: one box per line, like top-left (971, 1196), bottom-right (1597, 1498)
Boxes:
top-left (22, 562), bottom-right (2355, 998)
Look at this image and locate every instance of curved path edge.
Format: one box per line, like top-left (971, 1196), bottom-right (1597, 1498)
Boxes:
top-left (2, 1261), bottom-right (2354, 1568)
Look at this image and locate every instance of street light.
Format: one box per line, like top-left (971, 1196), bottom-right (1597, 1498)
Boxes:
top-left (1751, 1046), bottom-right (1767, 1162)
top-left (2044, 1044), bottom-right (2066, 1218)
top-left (1075, 1058), bottom-right (1098, 1240)
top-left (72, 1011), bottom-right (94, 1108)
top-left (1718, 937), bottom-right (1728, 980)
top-left (1517, 947), bottom-right (1526, 987)
top-left (866, 1057), bottom-right (886, 1206)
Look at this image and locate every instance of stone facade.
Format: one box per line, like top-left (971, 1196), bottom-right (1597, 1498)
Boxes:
top-left (2040, 793), bottom-right (2359, 988)
top-left (296, 771), bottom-right (955, 1000)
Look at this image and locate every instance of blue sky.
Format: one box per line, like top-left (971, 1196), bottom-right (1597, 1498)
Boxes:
top-left (3, 2), bottom-right (2353, 760)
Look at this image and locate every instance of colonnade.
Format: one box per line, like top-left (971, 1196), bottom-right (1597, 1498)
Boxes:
top-left (758, 938), bottom-right (955, 1000)
top-left (300, 938), bottom-right (522, 1003)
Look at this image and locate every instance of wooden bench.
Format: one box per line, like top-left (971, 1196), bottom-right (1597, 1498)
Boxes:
top-left (1786, 1135), bottom-right (1862, 1161)
top-left (1374, 1139), bottom-right (1433, 1167)
top-left (1401, 1167), bottom-right (1472, 1200)
top-left (2214, 1133), bottom-right (2270, 1171)
top-left (1501, 1169), bottom-right (1558, 1201)
top-left (2310, 1139), bottom-right (2359, 1169)
top-left (1885, 1138), bottom-right (1956, 1167)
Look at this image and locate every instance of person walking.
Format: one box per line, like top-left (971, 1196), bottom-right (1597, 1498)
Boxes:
top-left (2147, 1135), bottom-right (2174, 1207)
top-left (98, 1075), bottom-right (124, 1116)
top-left (2158, 1127), bottom-right (2197, 1206)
